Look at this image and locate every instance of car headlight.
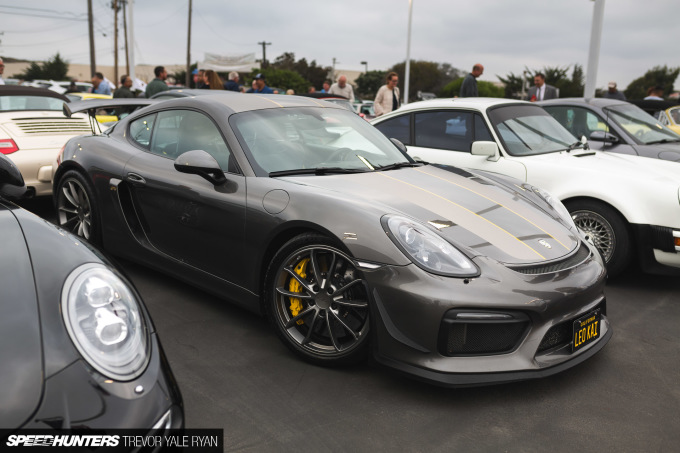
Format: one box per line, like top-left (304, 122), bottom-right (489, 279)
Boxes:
top-left (62, 263), bottom-right (149, 381)
top-left (383, 215), bottom-right (479, 277)
top-left (532, 187), bottom-right (576, 229)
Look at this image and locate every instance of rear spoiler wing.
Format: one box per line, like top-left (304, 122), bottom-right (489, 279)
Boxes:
top-left (63, 99), bottom-right (159, 134)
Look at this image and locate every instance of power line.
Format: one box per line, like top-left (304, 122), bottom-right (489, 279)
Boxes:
top-left (1, 33), bottom-right (89, 48)
top-left (0, 10), bottom-right (86, 21)
top-left (0, 4), bottom-right (87, 18)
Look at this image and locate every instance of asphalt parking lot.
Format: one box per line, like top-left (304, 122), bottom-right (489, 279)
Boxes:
top-left (20, 198), bottom-right (680, 452)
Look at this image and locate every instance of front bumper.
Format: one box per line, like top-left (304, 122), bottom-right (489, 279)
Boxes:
top-left (632, 224), bottom-right (680, 275)
top-left (364, 246), bottom-right (611, 387)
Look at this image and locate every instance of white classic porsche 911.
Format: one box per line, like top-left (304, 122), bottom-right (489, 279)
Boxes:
top-left (0, 85), bottom-right (91, 197)
top-left (372, 98), bottom-right (680, 276)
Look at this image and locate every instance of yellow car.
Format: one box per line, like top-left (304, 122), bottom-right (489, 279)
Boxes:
top-left (657, 106), bottom-right (680, 134)
top-left (65, 92), bottom-right (118, 123)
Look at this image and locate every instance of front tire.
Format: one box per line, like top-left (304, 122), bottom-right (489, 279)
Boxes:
top-left (264, 234), bottom-right (370, 365)
top-left (566, 199), bottom-right (631, 277)
top-left (55, 170), bottom-right (100, 244)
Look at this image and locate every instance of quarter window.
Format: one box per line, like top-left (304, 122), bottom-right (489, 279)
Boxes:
top-left (129, 113), bottom-right (157, 149)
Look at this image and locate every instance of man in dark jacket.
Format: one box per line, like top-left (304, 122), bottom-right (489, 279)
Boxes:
top-left (460, 64), bottom-right (484, 97)
top-left (145, 66), bottom-right (169, 98)
top-left (224, 71), bottom-right (240, 92)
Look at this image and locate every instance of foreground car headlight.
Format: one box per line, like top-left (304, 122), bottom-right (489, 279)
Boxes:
top-left (383, 216), bottom-right (479, 277)
top-left (532, 187), bottom-right (576, 229)
top-left (62, 263), bottom-right (149, 380)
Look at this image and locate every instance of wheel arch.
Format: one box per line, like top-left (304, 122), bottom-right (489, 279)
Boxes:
top-left (561, 195), bottom-right (631, 226)
top-left (256, 221), bottom-right (351, 312)
top-left (52, 160), bottom-right (89, 195)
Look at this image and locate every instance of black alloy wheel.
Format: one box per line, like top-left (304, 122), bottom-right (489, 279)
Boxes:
top-left (265, 234), bottom-right (370, 365)
top-left (56, 170), bottom-right (100, 244)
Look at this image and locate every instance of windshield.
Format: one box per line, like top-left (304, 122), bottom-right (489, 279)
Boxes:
top-left (0, 95), bottom-right (65, 111)
top-left (605, 104), bottom-right (680, 144)
top-left (230, 107), bottom-right (411, 175)
top-left (669, 107), bottom-right (680, 125)
top-left (487, 104), bottom-right (580, 156)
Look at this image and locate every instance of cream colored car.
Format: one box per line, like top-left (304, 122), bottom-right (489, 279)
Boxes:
top-left (0, 85), bottom-right (90, 196)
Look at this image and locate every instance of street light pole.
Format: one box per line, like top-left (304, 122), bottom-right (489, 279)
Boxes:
top-left (404, 0), bottom-right (413, 105)
top-left (186, 0), bottom-right (192, 87)
top-left (584, 0), bottom-right (605, 98)
top-left (360, 61), bottom-right (368, 73)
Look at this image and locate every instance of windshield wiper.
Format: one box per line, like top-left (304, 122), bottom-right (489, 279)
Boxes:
top-left (375, 162), bottom-right (425, 171)
top-left (646, 138), bottom-right (680, 145)
top-left (559, 141), bottom-right (587, 152)
top-left (269, 167), bottom-right (368, 177)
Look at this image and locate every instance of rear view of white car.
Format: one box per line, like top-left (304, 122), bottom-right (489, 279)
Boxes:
top-left (0, 85), bottom-right (90, 196)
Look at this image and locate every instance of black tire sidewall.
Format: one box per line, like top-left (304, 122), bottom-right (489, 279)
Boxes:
top-left (263, 233), bottom-right (369, 366)
top-left (56, 170), bottom-right (101, 245)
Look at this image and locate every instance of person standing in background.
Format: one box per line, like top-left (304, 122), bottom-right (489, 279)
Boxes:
top-left (528, 73), bottom-right (557, 101)
top-left (374, 72), bottom-right (400, 117)
top-left (145, 66), bottom-right (169, 98)
top-left (459, 64), bottom-right (484, 97)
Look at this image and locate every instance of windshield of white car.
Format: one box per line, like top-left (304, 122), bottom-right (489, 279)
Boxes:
top-left (604, 104), bottom-right (680, 145)
top-left (230, 107), bottom-right (412, 176)
top-left (0, 95), bottom-right (65, 111)
top-left (487, 105), bottom-right (580, 156)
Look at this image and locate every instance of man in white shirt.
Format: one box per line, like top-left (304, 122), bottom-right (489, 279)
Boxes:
top-left (328, 75), bottom-right (355, 102)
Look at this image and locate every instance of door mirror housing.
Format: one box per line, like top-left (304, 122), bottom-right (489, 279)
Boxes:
top-left (471, 141), bottom-right (500, 162)
top-left (589, 130), bottom-right (619, 144)
top-left (390, 137), bottom-right (408, 155)
top-left (0, 154), bottom-right (27, 200)
top-left (174, 150), bottom-right (227, 185)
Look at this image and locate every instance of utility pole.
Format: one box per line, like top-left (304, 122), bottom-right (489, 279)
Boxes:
top-left (360, 61), bottom-right (368, 73)
top-left (122, 0), bottom-right (129, 76)
top-left (584, 0), bottom-right (605, 98)
top-left (88, 0), bottom-right (96, 76)
top-left (113, 0), bottom-right (119, 87)
top-left (186, 0), bottom-right (192, 87)
top-left (128, 0), bottom-right (135, 82)
top-left (258, 41), bottom-right (271, 69)
top-left (331, 57), bottom-right (338, 83)
top-left (404, 0), bottom-right (413, 105)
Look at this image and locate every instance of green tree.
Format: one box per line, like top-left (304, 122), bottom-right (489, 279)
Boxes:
top-left (17, 53), bottom-right (69, 80)
top-left (389, 60), bottom-right (462, 101)
top-left (354, 70), bottom-right (387, 99)
top-left (248, 67), bottom-right (309, 94)
top-left (271, 52), bottom-right (330, 91)
top-left (440, 78), bottom-right (504, 98)
top-left (624, 65), bottom-right (680, 100)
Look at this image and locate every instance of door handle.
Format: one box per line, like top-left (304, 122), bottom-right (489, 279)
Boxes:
top-left (126, 172), bottom-right (147, 186)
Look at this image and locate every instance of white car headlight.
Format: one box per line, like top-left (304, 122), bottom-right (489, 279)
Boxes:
top-left (384, 216), bottom-right (479, 277)
top-left (533, 187), bottom-right (576, 229)
top-left (62, 263), bottom-right (149, 380)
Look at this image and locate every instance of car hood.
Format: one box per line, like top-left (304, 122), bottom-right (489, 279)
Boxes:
top-left (636, 142), bottom-right (680, 162)
top-left (0, 202), bottom-right (44, 429)
top-left (0, 111), bottom-right (91, 150)
top-left (282, 165), bottom-right (579, 265)
top-left (527, 149), bottom-right (680, 183)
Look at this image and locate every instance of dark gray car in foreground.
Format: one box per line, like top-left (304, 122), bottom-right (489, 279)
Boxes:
top-left (539, 97), bottom-right (680, 162)
top-left (53, 93), bottom-right (611, 386)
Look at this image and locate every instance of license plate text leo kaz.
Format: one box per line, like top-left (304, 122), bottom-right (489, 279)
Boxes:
top-left (573, 310), bottom-right (600, 351)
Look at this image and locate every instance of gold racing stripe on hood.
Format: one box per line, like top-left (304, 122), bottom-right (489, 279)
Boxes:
top-left (377, 172), bottom-right (547, 260)
top-left (414, 167), bottom-right (570, 251)
top-left (253, 96), bottom-right (284, 107)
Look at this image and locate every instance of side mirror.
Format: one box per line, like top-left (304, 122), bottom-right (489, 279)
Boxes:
top-left (589, 130), bottom-right (619, 144)
top-left (390, 137), bottom-right (408, 154)
top-left (174, 150), bottom-right (226, 185)
top-left (471, 141), bottom-right (500, 162)
top-left (0, 154), bottom-right (27, 200)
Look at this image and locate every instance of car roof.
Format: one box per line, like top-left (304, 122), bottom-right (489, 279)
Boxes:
top-left (152, 92), bottom-right (347, 115)
top-left (538, 97), bottom-right (629, 108)
top-left (0, 85), bottom-right (69, 101)
top-left (390, 97), bottom-right (529, 113)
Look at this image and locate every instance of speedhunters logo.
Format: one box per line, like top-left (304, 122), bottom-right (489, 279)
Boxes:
top-left (2, 429), bottom-right (223, 451)
top-left (6, 435), bottom-right (118, 447)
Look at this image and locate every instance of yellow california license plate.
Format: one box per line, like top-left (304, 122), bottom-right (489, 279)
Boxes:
top-left (572, 309), bottom-right (601, 352)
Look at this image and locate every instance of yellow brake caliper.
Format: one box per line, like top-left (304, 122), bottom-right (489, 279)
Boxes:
top-left (288, 258), bottom-right (310, 325)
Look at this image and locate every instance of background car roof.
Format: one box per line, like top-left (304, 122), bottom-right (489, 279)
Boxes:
top-left (378, 97), bottom-right (529, 114)
top-left (538, 97), bottom-right (629, 108)
top-left (0, 85), bottom-right (69, 101)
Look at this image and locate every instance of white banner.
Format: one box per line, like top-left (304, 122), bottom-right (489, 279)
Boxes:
top-left (200, 53), bottom-right (258, 72)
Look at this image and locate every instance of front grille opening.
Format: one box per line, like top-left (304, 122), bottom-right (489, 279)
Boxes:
top-left (438, 310), bottom-right (530, 356)
top-left (537, 299), bottom-right (606, 353)
top-left (510, 242), bottom-right (591, 275)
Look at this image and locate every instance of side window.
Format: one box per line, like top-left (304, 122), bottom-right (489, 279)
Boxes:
top-left (414, 110), bottom-right (473, 152)
top-left (149, 110), bottom-right (235, 173)
top-left (129, 113), bottom-right (157, 149)
top-left (374, 114), bottom-right (411, 145)
top-left (546, 106), bottom-right (609, 139)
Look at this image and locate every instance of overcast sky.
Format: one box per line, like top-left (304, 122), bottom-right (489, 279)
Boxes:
top-left (1, 0), bottom-right (677, 90)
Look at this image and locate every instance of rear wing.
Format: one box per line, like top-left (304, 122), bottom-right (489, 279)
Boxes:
top-left (63, 99), bottom-right (159, 134)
